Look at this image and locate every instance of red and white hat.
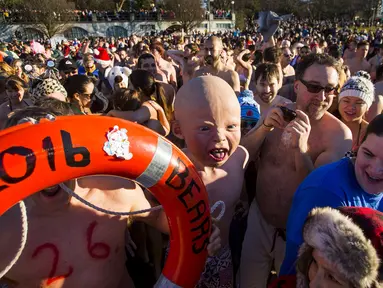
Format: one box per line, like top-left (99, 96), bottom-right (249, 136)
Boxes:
top-left (94, 48), bottom-right (111, 66)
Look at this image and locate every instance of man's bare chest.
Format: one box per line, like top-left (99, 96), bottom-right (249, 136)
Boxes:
top-left (7, 210), bottom-right (127, 285)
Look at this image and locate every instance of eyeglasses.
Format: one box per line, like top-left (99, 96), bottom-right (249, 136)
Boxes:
top-left (300, 79), bottom-right (339, 95)
top-left (284, 54), bottom-right (293, 58)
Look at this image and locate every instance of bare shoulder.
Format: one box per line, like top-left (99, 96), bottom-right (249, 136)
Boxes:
top-left (322, 112), bottom-right (352, 141)
top-left (194, 67), bottom-right (207, 77)
top-left (275, 95), bottom-right (292, 105)
top-left (77, 175), bottom-right (140, 194)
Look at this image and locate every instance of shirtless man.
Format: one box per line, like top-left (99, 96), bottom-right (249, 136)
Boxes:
top-left (150, 42), bottom-right (177, 87)
top-left (172, 76), bottom-right (248, 287)
top-left (252, 63), bottom-right (291, 115)
top-left (344, 40), bottom-right (371, 75)
top-left (240, 54), bottom-right (353, 287)
top-left (368, 44), bottom-right (383, 80)
top-left (367, 63), bottom-right (383, 122)
top-left (0, 107), bottom-right (221, 288)
top-left (194, 36), bottom-right (240, 94)
top-left (281, 47), bottom-right (295, 84)
top-left (167, 43), bottom-right (201, 85)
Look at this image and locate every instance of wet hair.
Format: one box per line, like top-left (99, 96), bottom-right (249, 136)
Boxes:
top-left (357, 40), bottom-right (369, 49)
top-left (295, 53), bottom-right (341, 81)
top-left (64, 75), bottom-right (93, 99)
top-left (5, 75), bottom-right (28, 92)
top-left (253, 63), bottom-right (281, 84)
top-left (362, 114), bottom-right (383, 142)
top-left (129, 69), bottom-right (171, 120)
top-left (263, 47), bottom-right (282, 64)
top-left (376, 64), bottom-right (383, 81)
top-left (137, 53), bottom-right (156, 69)
top-left (113, 88), bottom-right (141, 111)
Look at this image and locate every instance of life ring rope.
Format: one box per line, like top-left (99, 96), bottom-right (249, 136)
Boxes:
top-left (0, 201), bottom-right (28, 280)
top-left (0, 116), bottom-right (215, 287)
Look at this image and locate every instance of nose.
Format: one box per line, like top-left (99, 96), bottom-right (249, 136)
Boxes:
top-left (316, 90), bottom-right (326, 101)
top-left (213, 129), bottom-right (226, 143)
top-left (264, 86), bottom-right (271, 93)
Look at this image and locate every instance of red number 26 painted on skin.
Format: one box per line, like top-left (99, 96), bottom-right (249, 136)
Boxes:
top-left (87, 221), bottom-right (111, 259)
top-left (32, 243), bottom-right (73, 285)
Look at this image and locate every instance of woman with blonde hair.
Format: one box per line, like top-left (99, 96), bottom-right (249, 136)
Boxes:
top-left (11, 59), bottom-right (29, 85)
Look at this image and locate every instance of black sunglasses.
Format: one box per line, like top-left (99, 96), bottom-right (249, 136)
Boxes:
top-left (300, 79), bottom-right (339, 95)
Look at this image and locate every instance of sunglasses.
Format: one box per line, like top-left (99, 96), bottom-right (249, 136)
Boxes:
top-left (300, 79), bottom-right (339, 95)
top-left (284, 54), bottom-right (293, 58)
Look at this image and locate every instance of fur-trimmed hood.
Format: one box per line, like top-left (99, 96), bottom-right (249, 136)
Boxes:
top-left (296, 207), bottom-right (381, 288)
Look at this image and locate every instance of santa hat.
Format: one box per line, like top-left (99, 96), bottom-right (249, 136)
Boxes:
top-left (94, 48), bottom-right (111, 66)
top-left (296, 207), bottom-right (381, 288)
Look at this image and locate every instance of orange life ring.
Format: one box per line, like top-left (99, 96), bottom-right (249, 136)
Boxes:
top-left (0, 115), bottom-right (211, 288)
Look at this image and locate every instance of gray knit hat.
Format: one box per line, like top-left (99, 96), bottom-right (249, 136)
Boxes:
top-left (339, 71), bottom-right (375, 109)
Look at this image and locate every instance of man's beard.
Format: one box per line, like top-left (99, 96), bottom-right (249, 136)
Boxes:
top-left (204, 55), bottom-right (220, 68)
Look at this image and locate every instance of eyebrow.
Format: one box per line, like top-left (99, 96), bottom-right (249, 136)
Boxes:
top-left (361, 147), bottom-right (374, 155)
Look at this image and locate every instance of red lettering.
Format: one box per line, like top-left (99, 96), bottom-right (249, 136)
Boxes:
top-left (87, 221), bottom-right (110, 259)
top-left (32, 243), bottom-right (73, 285)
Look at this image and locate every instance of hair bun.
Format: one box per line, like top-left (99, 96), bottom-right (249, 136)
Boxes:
top-left (355, 70), bottom-right (371, 80)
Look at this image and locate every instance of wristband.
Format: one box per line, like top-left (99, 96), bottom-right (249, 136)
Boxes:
top-left (262, 119), bottom-right (274, 131)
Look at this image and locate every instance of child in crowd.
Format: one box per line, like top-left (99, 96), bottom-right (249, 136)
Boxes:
top-left (173, 75), bottom-right (249, 287)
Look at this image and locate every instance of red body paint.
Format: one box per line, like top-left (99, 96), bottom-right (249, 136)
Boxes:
top-left (87, 221), bottom-right (110, 259)
top-left (32, 243), bottom-right (73, 285)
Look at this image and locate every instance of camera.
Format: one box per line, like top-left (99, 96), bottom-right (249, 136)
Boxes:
top-left (280, 106), bottom-right (297, 122)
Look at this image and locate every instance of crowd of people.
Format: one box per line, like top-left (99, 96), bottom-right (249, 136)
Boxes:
top-left (0, 17), bottom-right (383, 288)
top-left (0, 7), bottom-right (231, 23)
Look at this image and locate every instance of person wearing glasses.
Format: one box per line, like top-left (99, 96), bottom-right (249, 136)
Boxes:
top-left (64, 75), bottom-right (94, 115)
top-left (239, 53), bottom-right (352, 287)
top-left (281, 47), bottom-right (295, 85)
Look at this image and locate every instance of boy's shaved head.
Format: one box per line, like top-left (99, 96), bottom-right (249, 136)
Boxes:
top-left (174, 76), bottom-right (241, 168)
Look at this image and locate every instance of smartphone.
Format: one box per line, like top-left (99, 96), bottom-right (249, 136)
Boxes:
top-left (280, 106), bottom-right (297, 122)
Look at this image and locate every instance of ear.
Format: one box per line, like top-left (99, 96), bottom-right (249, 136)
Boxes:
top-left (73, 92), bottom-right (81, 102)
top-left (294, 80), bottom-right (300, 94)
top-left (171, 120), bottom-right (184, 139)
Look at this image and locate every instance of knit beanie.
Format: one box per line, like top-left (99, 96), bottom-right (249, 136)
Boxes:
top-left (339, 71), bottom-right (375, 109)
top-left (238, 90), bottom-right (260, 124)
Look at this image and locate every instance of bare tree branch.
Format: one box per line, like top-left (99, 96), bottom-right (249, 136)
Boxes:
top-left (165, 0), bottom-right (204, 33)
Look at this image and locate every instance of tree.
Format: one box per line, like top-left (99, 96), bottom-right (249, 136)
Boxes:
top-left (22, 0), bottom-right (72, 39)
top-left (165, 0), bottom-right (204, 33)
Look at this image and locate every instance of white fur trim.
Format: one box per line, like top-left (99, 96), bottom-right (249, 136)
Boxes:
top-left (302, 207), bottom-right (380, 287)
